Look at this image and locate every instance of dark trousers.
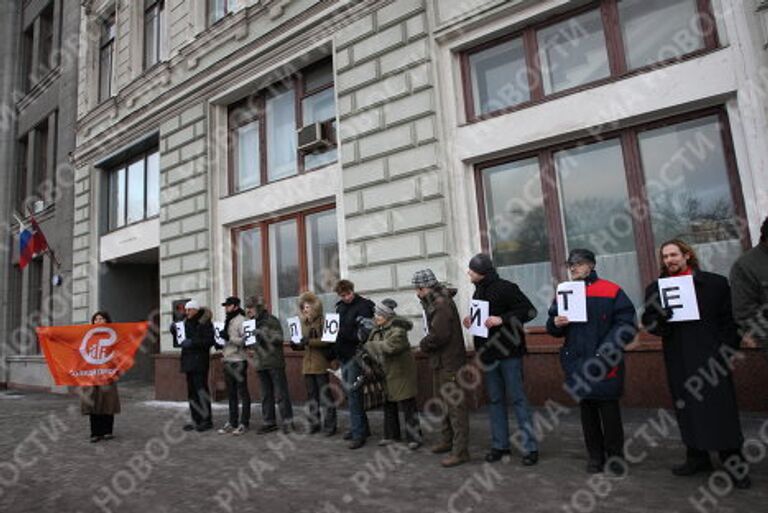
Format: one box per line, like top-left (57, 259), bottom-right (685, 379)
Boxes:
top-left (186, 369), bottom-right (212, 427)
top-left (224, 361), bottom-right (251, 427)
top-left (90, 414), bottom-right (114, 437)
top-left (304, 373), bottom-right (337, 432)
top-left (258, 367), bottom-right (294, 426)
top-left (580, 399), bottom-right (624, 464)
top-left (687, 446), bottom-right (746, 466)
top-left (383, 397), bottom-right (421, 443)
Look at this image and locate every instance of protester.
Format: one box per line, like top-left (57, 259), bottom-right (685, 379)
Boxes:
top-left (546, 249), bottom-right (637, 474)
top-left (81, 311), bottom-right (120, 443)
top-left (294, 291), bottom-right (337, 435)
top-left (463, 253), bottom-right (539, 466)
top-left (730, 216), bottom-right (768, 347)
top-left (334, 279), bottom-right (375, 449)
top-left (171, 299), bottom-right (215, 432)
top-left (246, 296), bottom-right (294, 434)
top-left (217, 296), bottom-right (249, 435)
top-left (413, 269), bottom-right (470, 467)
top-left (365, 299), bottom-right (422, 450)
top-left (642, 240), bottom-right (750, 488)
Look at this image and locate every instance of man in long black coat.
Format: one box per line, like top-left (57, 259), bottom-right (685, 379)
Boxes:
top-left (642, 239), bottom-right (749, 488)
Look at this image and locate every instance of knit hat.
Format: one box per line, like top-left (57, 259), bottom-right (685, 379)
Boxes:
top-left (375, 299), bottom-right (398, 318)
top-left (411, 269), bottom-right (438, 288)
top-left (184, 299), bottom-right (200, 310)
top-left (567, 248), bottom-right (596, 266)
top-left (468, 253), bottom-right (494, 275)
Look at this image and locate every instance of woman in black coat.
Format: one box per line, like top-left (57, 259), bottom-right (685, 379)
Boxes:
top-left (642, 240), bottom-right (748, 488)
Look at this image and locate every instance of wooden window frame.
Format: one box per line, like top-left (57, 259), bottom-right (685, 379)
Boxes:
top-left (227, 59), bottom-right (336, 195)
top-left (107, 149), bottom-right (160, 232)
top-left (231, 204), bottom-right (337, 313)
top-left (461, 0), bottom-right (720, 123)
top-left (474, 107), bottom-right (749, 320)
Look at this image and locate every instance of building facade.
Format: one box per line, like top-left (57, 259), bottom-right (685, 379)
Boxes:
top-left (64, 0), bottom-right (768, 408)
top-left (1, 0), bottom-right (79, 390)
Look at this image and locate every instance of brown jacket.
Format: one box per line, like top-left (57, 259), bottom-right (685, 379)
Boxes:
top-left (418, 286), bottom-right (467, 372)
top-left (80, 383), bottom-right (120, 415)
top-left (298, 291), bottom-right (332, 374)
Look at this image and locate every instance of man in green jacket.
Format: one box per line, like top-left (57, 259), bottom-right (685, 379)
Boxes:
top-left (245, 296), bottom-right (294, 434)
top-left (730, 216), bottom-right (768, 347)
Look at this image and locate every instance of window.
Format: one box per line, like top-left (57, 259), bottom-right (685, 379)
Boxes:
top-left (99, 13), bottom-right (116, 102)
top-left (468, 37), bottom-right (530, 117)
top-left (32, 120), bottom-right (49, 195)
top-left (618, 0), bottom-right (705, 70)
top-left (537, 9), bottom-right (610, 94)
top-left (476, 109), bottom-right (746, 324)
top-left (299, 60), bottom-right (337, 171)
top-left (16, 137), bottom-right (29, 213)
top-left (21, 25), bottom-right (34, 91)
top-left (144, 0), bottom-right (167, 69)
top-left (462, 0), bottom-right (718, 121)
top-left (7, 261), bottom-right (23, 353)
top-left (554, 139), bottom-right (643, 305)
top-left (107, 150), bottom-right (160, 230)
top-left (228, 59), bottom-right (337, 194)
top-left (208, 0), bottom-right (238, 26)
top-left (638, 115), bottom-right (742, 271)
top-left (38, 3), bottom-right (55, 77)
top-left (480, 157), bottom-right (551, 324)
top-left (234, 207), bottom-right (339, 326)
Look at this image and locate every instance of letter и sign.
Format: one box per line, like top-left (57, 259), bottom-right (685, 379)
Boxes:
top-left (469, 300), bottom-right (490, 338)
top-left (657, 275), bottom-right (700, 322)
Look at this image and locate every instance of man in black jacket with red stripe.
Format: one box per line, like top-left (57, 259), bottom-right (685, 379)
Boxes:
top-left (547, 249), bottom-right (637, 475)
top-left (463, 253), bottom-right (539, 466)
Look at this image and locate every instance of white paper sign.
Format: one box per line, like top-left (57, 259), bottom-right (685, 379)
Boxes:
top-left (557, 281), bottom-right (587, 323)
top-left (174, 321), bottom-right (186, 346)
top-left (422, 311), bottom-right (429, 336)
top-left (242, 319), bottom-right (257, 346)
top-left (658, 275), bottom-right (700, 322)
top-left (287, 316), bottom-right (302, 344)
top-left (469, 300), bottom-right (490, 338)
top-left (322, 313), bottom-right (340, 343)
top-left (213, 321), bottom-right (226, 347)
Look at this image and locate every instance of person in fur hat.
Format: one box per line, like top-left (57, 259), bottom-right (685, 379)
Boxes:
top-left (293, 291), bottom-right (337, 435)
top-left (365, 299), bottom-right (422, 450)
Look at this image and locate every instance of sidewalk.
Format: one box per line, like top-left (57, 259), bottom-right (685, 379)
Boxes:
top-left (0, 391), bottom-right (765, 513)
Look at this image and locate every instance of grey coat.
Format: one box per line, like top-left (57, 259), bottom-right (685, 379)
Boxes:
top-left (730, 243), bottom-right (768, 343)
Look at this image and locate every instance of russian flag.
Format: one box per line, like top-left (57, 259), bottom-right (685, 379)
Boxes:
top-left (19, 216), bottom-right (49, 270)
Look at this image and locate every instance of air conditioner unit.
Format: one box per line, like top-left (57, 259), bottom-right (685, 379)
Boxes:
top-left (297, 122), bottom-right (334, 152)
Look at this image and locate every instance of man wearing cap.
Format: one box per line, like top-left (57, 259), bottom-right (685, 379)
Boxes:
top-left (245, 296), bottom-right (294, 434)
top-left (413, 269), bottom-right (470, 467)
top-left (463, 253), bottom-right (539, 466)
top-left (547, 249), bottom-right (637, 475)
top-left (218, 297), bottom-right (249, 435)
top-left (172, 300), bottom-right (215, 432)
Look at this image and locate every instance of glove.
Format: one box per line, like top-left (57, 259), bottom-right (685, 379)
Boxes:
top-left (219, 329), bottom-right (230, 341)
top-left (663, 307), bottom-right (675, 321)
top-left (180, 338), bottom-right (193, 349)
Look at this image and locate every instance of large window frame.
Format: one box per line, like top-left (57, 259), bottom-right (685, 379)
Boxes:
top-left (460, 0), bottom-right (719, 122)
top-left (107, 150), bottom-right (160, 232)
top-left (227, 58), bottom-right (337, 195)
top-left (231, 204), bottom-right (338, 313)
top-left (474, 107), bottom-right (748, 325)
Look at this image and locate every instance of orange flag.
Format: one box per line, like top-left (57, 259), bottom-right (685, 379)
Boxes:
top-left (36, 322), bottom-right (150, 386)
